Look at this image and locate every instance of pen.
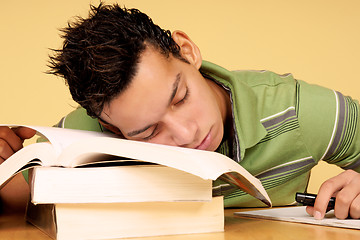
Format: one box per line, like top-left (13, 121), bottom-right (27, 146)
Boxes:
top-left (295, 192), bottom-right (335, 211)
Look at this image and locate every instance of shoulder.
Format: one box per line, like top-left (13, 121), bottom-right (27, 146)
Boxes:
top-left (201, 61), bottom-right (297, 100)
top-left (233, 70), bottom-right (296, 87)
top-left (55, 107), bottom-right (103, 132)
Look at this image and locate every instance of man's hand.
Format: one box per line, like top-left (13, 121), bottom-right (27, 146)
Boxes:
top-left (306, 169), bottom-right (360, 219)
top-left (0, 126), bottom-right (36, 163)
top-left (0, 126), bottom-right (36, 213)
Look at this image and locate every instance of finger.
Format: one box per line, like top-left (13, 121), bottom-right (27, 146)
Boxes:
top-left (335, 171), bottom-right (360, 219)
top-left (313, 173), bottom-right (348, 219)
top-left (305, 206), bottom-right (315, 216)
top-left (0, 126), bottom-right (23, 152)
top-left (0, 138), bottom-right (15, 160)
top-left (11, 127), bottom-right (36, 140)
top-left (349, 194), bottom-right (360, 219)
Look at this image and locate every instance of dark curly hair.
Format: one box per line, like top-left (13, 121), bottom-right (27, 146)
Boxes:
top-left (48, 3), bottom-right (185, 118)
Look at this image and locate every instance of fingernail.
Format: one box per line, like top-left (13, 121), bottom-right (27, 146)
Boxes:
top-left (314, 211), bottom-right (322, 220)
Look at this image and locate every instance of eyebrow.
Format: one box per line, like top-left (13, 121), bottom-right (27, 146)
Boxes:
top-left (126, 73), bottom-right (181, 137)
top-left (127, 124), bottom-right (153, 137)
top-left (168, 73), bottom-right (181, 105)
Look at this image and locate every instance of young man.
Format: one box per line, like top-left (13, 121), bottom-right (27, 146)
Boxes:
top-left (1, 3), bottom-right (360, 219)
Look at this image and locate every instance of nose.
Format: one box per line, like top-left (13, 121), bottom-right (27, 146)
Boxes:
top-left (163, 113), bottom-right (197, 147)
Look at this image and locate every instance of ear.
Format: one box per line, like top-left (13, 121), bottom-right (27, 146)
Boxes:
top-left (172, 30), bottom-right (202, 69)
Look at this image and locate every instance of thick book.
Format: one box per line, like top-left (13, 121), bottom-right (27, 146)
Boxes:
top-left (26, 196), bottom-right (224, 240)
top-left (30, 165), bottom-right (212, 203)
top-left (0, 124), bottom-right (271, 206)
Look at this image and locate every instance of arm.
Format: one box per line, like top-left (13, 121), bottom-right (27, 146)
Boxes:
top-left (310, 90), bottom-right (360, 219)
top-left (0, 126), bottom-right (36, 213)
top-left (297, 81), bottom-right (360, 219)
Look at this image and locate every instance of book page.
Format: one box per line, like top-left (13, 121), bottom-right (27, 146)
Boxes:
top-left (57, 137), bottom-right (271, 206)
top-left (1, 124), bottom-right (117, 155)
top-left (0, 124), bottom-right (117, 188)
top-left (235, 206), bottom-right (360, 229)
top-left (58, 137), bottom-right (242, 177)
top-left (0, 142), bottom-right (56, 187)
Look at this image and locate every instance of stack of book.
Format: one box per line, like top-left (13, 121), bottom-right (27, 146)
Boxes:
top-left (0, 125), bottom-right (271, 240)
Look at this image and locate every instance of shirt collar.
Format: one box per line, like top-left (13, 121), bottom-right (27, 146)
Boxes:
top-left (200, 61), bottom-right (267, 161)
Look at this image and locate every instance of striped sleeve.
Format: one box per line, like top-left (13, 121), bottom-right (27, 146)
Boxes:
top-left (320, 91), bottom-right (360, 171)
top-left (297, 80), bottom-right (360, 172)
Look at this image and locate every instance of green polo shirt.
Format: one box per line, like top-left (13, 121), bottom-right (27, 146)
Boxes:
top-left (202, 61), bottom-right (360, 207)
top-left (56, 61), bottom-right (360, 207)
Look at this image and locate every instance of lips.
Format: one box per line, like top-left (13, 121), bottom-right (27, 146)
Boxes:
top-left (195, 131), bottom-right (212, 150)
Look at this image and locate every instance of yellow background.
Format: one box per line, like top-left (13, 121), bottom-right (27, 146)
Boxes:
top-left (1, 0), bottom-right (359, 193)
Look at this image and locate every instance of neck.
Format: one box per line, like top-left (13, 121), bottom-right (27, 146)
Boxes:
top-left (205, 78), bottom-right (232, 128)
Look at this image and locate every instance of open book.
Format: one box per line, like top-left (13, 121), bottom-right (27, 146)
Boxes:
top-left (0, 124), bottom-right (271, 206)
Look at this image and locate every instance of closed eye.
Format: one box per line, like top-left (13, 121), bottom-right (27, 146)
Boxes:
top-left (142, 124), bottom-right (159, 141)
top-left (175, 86), bottom-right (189, 106)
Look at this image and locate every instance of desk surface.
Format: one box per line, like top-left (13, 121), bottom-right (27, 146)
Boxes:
top-left (1, 209), bottom-right (360, 240)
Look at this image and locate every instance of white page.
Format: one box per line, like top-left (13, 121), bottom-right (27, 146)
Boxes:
top-left (235, 206), bottom-right (360, 229)
top-left (1, 124), bottom-right (117, 155)
top-left (57, 136), bottom-right (271, 206)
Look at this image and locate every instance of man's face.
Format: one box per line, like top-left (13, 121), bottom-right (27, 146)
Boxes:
top-left (101, 47), bottom-right (229, 151)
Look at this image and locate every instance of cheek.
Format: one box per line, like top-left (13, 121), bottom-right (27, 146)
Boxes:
top-left (193, 88), bottom-right (221, 118)
top-left (187, 96), bottom-right (218, 124)
top-left (183, 79), bottom-right (222, 125)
